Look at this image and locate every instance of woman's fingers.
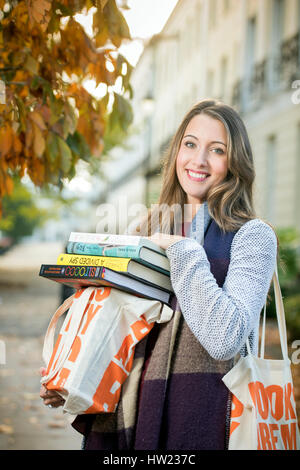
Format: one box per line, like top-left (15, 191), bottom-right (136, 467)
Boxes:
top-left (40, 384), bottom-right (57, 399)
top-left (44, 395), bottom-right (65, 407)
top-left (40, 386), bottom-right (65, 407)
top-left (39, 368), bottom-right (65, 408)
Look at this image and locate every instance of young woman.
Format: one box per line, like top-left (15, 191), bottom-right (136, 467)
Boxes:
top-left (40, 99), bottom-right (277, 450)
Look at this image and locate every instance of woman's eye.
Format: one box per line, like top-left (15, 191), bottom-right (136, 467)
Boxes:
top-left (211, 147), bottom-right (225, 155)
top-left (184, 141), bottom-right (196, 149)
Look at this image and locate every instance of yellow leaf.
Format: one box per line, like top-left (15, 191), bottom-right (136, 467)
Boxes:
top-left (19, 86), bottom-right (29, 99)
top-left (93, 8), bottom-right (109, 47)
top-left (0, 126), bottom-right (12, 157)
top-left (33, 123), bottom-right (45, 157)
top-left (99, 0), bottom-right (109, 10)
top-left (24, 55), bottom-right (39, 75)
top-left (27, 156), bottom-right (45, 186)
top-left (57, 136), bottom-right (72, 174)
top-left (105, 0), bottom-right (131, 47)
top-left (25, 121), bottom-right (34, 149)
top-left (13, 133), bottom-right (23, 154)
top-left (102, 0), bottom-right (109, 9)
top-left (26, 0), bottom-right (52, 32)
top-left (4, 174), bottom-right (14, 195)
top-left (29, 111), bottom-right (47, 131)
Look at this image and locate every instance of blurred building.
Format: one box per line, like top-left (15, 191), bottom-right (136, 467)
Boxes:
top-left (106, 0), bottom-right (300, 231)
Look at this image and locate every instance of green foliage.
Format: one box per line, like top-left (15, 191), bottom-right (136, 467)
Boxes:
top-left (277, 227), bottom-right (300, 286)
top-left (267, 227), bottom-right (300, 341)
top-left (0, 179), bottom-right (50, 243)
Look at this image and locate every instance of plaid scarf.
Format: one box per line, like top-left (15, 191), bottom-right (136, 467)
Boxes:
top-left (72, 219), bottom-right (237, 450)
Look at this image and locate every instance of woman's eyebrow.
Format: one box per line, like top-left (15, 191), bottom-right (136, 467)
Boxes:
top-left (183, 134), bottom-right (227, 147)
top-left (183, 134), bottom-right (199, 140)
top-left (211, 140), bottom-right (227, 147)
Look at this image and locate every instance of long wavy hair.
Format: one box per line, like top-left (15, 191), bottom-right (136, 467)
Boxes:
top-left (135, 99), bottom-right (257, 236)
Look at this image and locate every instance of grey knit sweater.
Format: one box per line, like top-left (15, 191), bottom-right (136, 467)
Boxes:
top-left (165, 203), bottom-right (278, 361)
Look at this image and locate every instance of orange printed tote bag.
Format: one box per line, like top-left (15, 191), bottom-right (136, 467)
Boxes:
top-left (222, 266), bottom-right (300, 450)
top-left (41, 286), bottom-right (173, 415)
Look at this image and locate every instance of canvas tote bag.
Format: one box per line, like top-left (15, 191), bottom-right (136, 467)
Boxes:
top-left (41, 286), bottom-right (173, 415)
top-left (222, 266), bottom-right (300, 450)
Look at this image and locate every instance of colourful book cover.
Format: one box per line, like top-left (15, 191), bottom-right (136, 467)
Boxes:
top-left (66, 242), bottom-right (170, 275)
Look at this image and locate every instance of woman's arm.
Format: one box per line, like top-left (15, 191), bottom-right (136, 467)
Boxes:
top-left (164, 219), bottom-right (277, 361)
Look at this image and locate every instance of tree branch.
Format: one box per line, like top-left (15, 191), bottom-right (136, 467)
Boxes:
top-left (0, 67), bottom-right (22, 72)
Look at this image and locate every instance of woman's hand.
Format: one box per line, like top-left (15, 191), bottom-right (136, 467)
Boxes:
top-left (148, 233), bottom-right (185, 251)
top-left (39, 367), bottom-right (65, 408)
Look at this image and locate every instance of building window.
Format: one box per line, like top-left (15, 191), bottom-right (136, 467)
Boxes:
top-left (209, 0), bottom-right (217, 29)
top-left (268, 0), bottom-right (285, 90)
top-left (243, 16), bottom-right (256, 108)
top-left (272, 0), bottom-right (285, 43)
top-left (265, 135), bottom-right (277, 224)
top-left (245, 17), bottom-right (256, 77)
top-left (223, 0), bottom-right (230, 14)
top-left (206, 69), bottom-right (214, 98)
top-left (233, 41), bottom-right (240, 82)
top-left (195, 4), bottom-right (202, 47)
top-left (220, 56), bottom-right (228, 100)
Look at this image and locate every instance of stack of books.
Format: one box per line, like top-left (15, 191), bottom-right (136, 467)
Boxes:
top-left (39, 232), bottom-right (175, 307)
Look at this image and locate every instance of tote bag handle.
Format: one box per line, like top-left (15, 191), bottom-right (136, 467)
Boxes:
top-left (249, 264), bottom-right (289, 361)
top-left (41, 287), bottom-right (95, 383)
top-left (272, 264), bottom-right (289, 359)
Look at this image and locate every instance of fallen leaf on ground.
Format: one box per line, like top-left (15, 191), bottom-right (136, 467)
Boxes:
top-left (28, 416), bottom-right (39, 425)
top-left (22, 392), bottom-right (38, 400)
top-left (24, 403), bottom-right (39, 411)
top-left (0, 424), bottom-right (14, 434)
top-left (47, 420), bottom-right (66, 429)
top-left (0, 369), bottom-right (14, 377)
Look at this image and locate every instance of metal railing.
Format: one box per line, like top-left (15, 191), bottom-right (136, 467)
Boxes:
top-left (231, 31), bottom-right (300, 113)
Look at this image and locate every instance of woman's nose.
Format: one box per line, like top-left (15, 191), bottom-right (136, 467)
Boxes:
top-left (193, 148), bottom-right (208, 166)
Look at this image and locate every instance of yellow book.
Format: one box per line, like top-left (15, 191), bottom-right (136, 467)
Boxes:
top-left (57, 253), bottom-right (130, 271)
top-left (56, 252), bottom-right (173, 292)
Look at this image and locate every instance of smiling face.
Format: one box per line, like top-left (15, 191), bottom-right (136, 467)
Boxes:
top-left (176, 113), bottom-right (228, 209)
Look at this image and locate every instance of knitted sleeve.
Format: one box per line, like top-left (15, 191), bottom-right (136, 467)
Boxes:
top-left (165, 219), bottom-right (278, 361)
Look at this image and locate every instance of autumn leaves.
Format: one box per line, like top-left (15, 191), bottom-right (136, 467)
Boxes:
top-left (0, 0), bottom-right (133, 213)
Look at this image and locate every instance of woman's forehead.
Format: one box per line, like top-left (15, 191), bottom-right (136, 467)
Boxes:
top-left (184, 114), bottom-right (227, 143)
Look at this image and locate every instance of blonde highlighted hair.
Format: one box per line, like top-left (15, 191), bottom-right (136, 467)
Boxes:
top-left (136, 99), bottom-right (257, 236)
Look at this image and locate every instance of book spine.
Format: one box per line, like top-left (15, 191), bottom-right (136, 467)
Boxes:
top-left (39, 265), bottom-right (173, 306)
top-left (103, 247), bottom-right (170, 275)
top-left (67, 242), bottom-right (142, 259)
top-left (67, 241), bottom-right (105, 256)
top-left (57, 253), bottom-right (130, 271)
top-left (102, 245), bottom-right (141, 258)
top-left (40, 264), bottom-right (105, 280)
top-left (69, 232), bottom-right (141, 245)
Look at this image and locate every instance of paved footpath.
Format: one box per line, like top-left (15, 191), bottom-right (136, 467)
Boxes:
top-left (0, 242), bottom-right (82, 450)
top-left (1, 242), bottom-right (299, 450)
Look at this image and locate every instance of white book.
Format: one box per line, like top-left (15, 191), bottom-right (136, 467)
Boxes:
top-left (68, 232), bottom-right (167, 256)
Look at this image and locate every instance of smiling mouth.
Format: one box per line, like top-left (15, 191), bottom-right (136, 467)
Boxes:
top-left (186, 170), bottom-right (210, 181)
